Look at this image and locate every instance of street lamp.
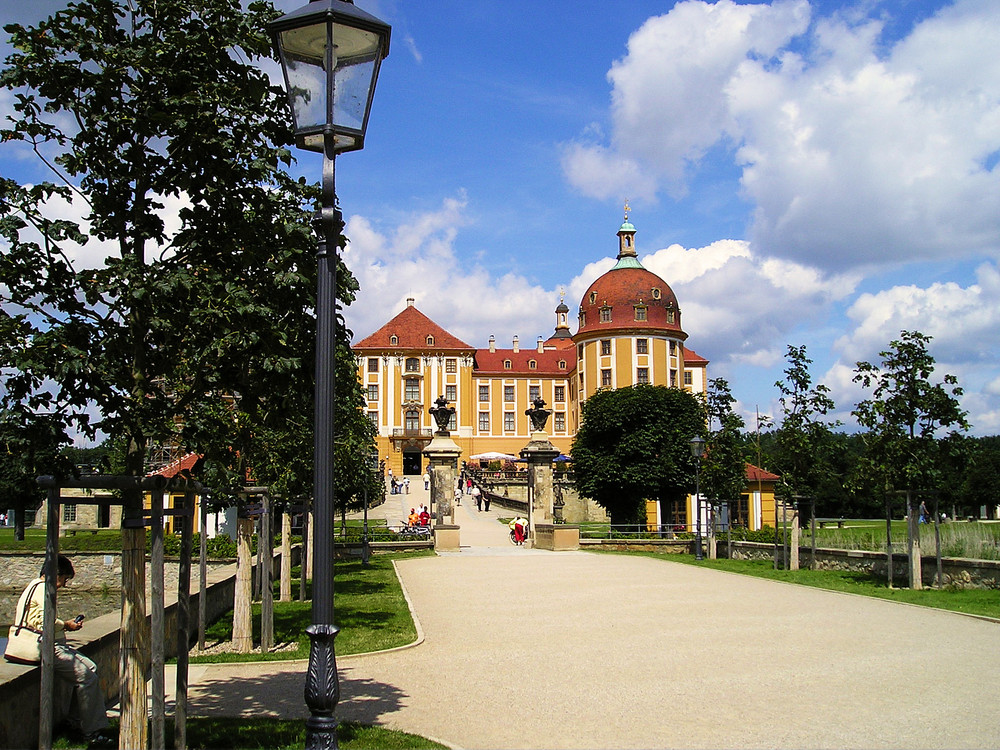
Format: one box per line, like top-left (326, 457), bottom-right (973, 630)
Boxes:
top-left (269, 3), bottom-right (390, 748)
top-left (689, 435), bottom-right (705, 561)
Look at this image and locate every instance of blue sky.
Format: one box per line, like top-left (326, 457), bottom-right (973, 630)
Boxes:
top-left (4, 0), bottom-right (1000, 436)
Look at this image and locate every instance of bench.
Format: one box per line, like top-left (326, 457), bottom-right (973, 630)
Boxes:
top-left (63, 528), bottom-right (100, 536)
top-left (815, 518), bottom-right (846, 529)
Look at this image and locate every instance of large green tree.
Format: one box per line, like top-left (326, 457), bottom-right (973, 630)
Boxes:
top-left (0, 0), bottom-right (374, 743)
top-left (853, 330), bottom-right (969, 588)
top-left (571, 384), bottom-right (704, 528)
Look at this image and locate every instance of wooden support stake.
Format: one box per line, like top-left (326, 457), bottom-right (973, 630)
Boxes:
top-left (261, 493), bottom-right (274, 652)
top-left (150, 490), bottom-right (165, 750)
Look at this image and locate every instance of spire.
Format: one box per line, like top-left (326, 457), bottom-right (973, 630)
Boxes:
top-left (552, 288), bottom-right (572, 339)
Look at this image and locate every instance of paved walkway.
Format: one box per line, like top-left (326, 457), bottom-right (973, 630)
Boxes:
top-left (170, 477), bottom-right (1000, 749)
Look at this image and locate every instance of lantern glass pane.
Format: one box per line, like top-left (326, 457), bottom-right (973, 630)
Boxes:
top-left (280, 27), bottom-right (327, 132)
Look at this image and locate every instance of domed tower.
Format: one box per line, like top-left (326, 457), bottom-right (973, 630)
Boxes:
top-left (573, 208), bottom-right (689, 403)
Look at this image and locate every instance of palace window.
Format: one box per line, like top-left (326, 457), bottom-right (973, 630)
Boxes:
top-left (445, 385), bottom-right (457, 401)
top-left (667, 310), bottom-right (675, 324)
top-left (479, 385), bottom-right (489, 402)
top-left (504, 385), bottom-right (515, 402)
top-left (589, 291), bottom-right (597, 304)
top-left (63, 504), bottom-right (77, 523)
top-left (528, 359), bottom-right (536, 370)
top-left (367, 384), bottom-right (378, 401)
top-left (601, 369), bottom-right (612, 387)
top-left (426, 335), bottom-right (435, 346)
top-left (558, 359), bottom-right (566, 370)
top-left (479, 412), bottom-right (490, 431)
top-left (404, 379), bottom-right (420, 401)
top-left (684, 371), bottom-right (693, 386)
top-left (600, 306), bottom-right (612, 323)
top-left (405, 357), bottom-right (420, 372)
top-left (601, 339), bottom-right (611, 356)
top-left (670, 370), bottom-right (677, 387)
top-left (579, 311), bottom-right (586, 327)
top-left (504, 360), bottom-right (512, 369)
top-left (651, 288), bottom-right (661, 300)
top-left (554, 413), bottom-right (566, 432)
top-left (636, 338), bottom-right (648, 354)
top-left (637, 367), bottom-right (649, 384)
top-left (367, 358), bottom-right (379, 373)
top-left (390, 334), bottom-right (398, 345)
top-left (554, 386), bottom-right (565, 402)
top-left (577, 344), bottom-right (584, 359)
top-left (669, 341), bottom-right (677, 355)
top-left (368, 410), bottom-right (378, 425)
top-left (448, 413), bottom-right (457, 431)
top-left (405, 410), bottom-right (420, 431)
top-left (446, 358), bottom-right (457, 373)
top-left (529, 385), bottom-right (540, 402)
top-left (504, 412), bottom-right (516, 431)
top-left (634, 306), bottom-right (647, 321)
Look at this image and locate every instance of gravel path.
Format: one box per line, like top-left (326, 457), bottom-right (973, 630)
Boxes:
top-left (172, 482), bottom-right (1000, 749)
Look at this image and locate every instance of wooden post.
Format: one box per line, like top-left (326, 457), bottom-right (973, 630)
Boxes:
top-left (299, 505), bottom-right (309, 602)
top-left (199, 500), bottom-right (207, 651)
top-left (39, 486), bottom-right (59, 750)
top-left (789, 507), bottom-right (800, 571)
top-left (261, 493), bottom-right (274, 652)
top-left (120, 513), bottom-right (149, 750)
top-left (233, 514), bottom-right (254, 653)
top-left (150, 489), bottom-right (166, 750)
top-left (907, 488), bottom-right (923, 590)
top-left (175, 489), bottom-right (194, 750)
top-left (280, 509), bottom-right (292, 602)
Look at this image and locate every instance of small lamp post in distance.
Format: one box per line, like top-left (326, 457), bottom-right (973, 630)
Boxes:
top-left (689, 435), bottom-right (705, 561)
top-left (268, 2), bottom-right (390, 748)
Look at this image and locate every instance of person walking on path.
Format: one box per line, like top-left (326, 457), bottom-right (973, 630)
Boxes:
top-left (7, 555), bottom-right (113, 747)
top-left (423, 471), bottom-right (430, 490)
top-left (472, 485), bottom-right (482, 511)
top-left (483, 492), bottom-right (491, 512)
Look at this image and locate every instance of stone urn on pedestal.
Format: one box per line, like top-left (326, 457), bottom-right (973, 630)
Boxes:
top-left (520, 397), bottom-right (560, 543)
top-left (424, 395), bottom-right (461, 550)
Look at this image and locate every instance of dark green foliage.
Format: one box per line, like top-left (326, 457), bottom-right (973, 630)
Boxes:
top-left (701, 378), bottom-right (748, 512)
top-left (571, 385), bottom-right (704, 527)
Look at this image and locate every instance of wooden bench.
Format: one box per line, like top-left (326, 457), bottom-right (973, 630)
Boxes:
top-left (815, 518), bottom-right (846, 529)
top-left (63, 528), bottom-right (100, 536)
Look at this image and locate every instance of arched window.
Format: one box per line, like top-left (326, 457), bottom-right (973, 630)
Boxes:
top-left (528, 360), bottom-right (536, 370)
top-left (390, 334), bottom-right (398, 345)
top-left (405, 357), bottom-right (420, 372)
top-left (426, 335), bottom-right (435, 345)
top-left (503, 360), bottom-right (512, 369)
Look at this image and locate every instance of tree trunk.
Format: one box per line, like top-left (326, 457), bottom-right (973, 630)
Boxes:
top-left (233, 517), bottom-right (254, 653)
top-left (907, 490), bottom-right (922, 590)
top-left (119, 524), bottom-right (148, 750)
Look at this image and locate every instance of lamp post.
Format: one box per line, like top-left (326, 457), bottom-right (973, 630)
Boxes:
top-left (690, 435), bottom-right (705, 561)
top-left (269, 3), bottom-right (389, 748)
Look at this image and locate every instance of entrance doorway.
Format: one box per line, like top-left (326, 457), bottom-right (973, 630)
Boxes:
top-left (402, 451), bottom-right (423, 476)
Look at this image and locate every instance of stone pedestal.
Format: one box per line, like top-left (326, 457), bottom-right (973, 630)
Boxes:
top-left (433, 524), bottom-right (460, 551)
top-left (424, 432), bottom-right (462, 525)
top-left (520, 432), bottom-right (560, 538)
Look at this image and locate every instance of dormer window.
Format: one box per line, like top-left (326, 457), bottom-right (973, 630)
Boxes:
top-left (504, 360), bottom-right (512, 369)
top-left (634, 305), bottom-right (647, 321)
top-left (390, 334), bottom-right (398, 345)
top-left (667, 311), bottom-right (676, 324)
top-left (528, 360), bottom-right (537, 370)
top-left (651, 288), bottom-right (661, 300)
top-left (600, 306), bottom-right (612, 323)
top-left (579, 311), bottom-right (586, 327)
top-left (558, 360), bottom-right (566, 370)
top-left (589, 291), bottom-right (597, 304)
top-left (426, 335), bottom-right (435, 346)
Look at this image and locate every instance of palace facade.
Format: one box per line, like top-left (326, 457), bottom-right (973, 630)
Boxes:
top-left (353, 214), bottom-right (708, 477)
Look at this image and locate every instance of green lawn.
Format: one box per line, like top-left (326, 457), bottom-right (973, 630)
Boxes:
top-left (0, 527), bottom-right (123, 552)
top-left (801, 519), bottom-right (1000, 560)
top-left (606, 550), bottom-right (1000, 620)
top-left (189, 552), bottom-right (430, 664)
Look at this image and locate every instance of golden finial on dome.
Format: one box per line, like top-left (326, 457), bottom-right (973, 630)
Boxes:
top-left (623, 199), bottom-right (631, 222)
top-left (559, 287), bottom-right (565, 303)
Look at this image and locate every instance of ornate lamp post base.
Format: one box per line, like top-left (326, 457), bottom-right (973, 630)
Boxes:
top-left (305, 623), bottom-right (341, 750)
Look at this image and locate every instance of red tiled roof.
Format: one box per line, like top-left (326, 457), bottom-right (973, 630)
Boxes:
top-left (149, 452), bottom-right (202, 478)
top-left (745, 462), bottom-right (780, 482)
top-left (684, 346), bottom-right (709, 364)
top-left (577, 267), bottom-right (684, 337)
top-left (475, 348), bottom-right (576, 376)
top-left (353, 304), bottom-right (474, 351)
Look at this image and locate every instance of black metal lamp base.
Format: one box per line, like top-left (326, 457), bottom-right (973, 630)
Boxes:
top-left (305, 623), bottom-right (341, 750)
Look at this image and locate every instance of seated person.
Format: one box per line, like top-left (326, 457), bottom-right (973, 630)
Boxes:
top-left (407, 508), bottom-right (420, 527)
top-left (418, 508), bottom-right (430, 526)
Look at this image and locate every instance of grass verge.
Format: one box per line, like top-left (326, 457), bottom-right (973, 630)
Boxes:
top-left (596, 550), bottom-right (1000, 620)
top-left (189, 551), bottom-right (430, 664)
top-left (53, 718), bottom-right (448, 749)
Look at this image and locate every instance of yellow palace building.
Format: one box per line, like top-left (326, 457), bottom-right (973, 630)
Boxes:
top-left (353, 212), bottom-right (708, 477)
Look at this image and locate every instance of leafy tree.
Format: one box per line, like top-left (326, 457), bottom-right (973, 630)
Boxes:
top-left (960, 438), bottom-right (1000, 518)
top-left (852, 330), bottom-right (969, 588)
top-left (772, 345), bottom-right (838, 507)
top-left (0, 0), bottom-right (373, 742)
top-left (571, 384), bottom-right (704, 528)
top-left (701, 378), bottom-right (748, 523)
top-left (0, 407), bottom-right (71, 539)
